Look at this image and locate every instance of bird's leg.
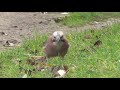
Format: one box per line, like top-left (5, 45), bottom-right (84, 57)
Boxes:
top-left (61, 57), bottom-right (65, 66)
top-left (58, 52), bottom-right (65, 67)
top-left (58, 52), bottom-right (64, 59)
top-left (45, 57), bottom-right (49, 62)
top-left (58, 52), bottom-right (60, 57)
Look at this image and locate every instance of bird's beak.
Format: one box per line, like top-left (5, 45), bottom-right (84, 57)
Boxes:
top-left (55, 36), bottom-right (60, 42)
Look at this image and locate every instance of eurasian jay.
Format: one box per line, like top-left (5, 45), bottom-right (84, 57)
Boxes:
top-left (44, 31), bottom-right (69, 58)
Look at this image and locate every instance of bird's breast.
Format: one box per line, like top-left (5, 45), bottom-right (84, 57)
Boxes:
top-left (53, 42), bottom-right (63, 51)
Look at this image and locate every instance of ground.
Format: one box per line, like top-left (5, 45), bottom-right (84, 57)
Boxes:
top-left (1, 12), bottom-right (120, 78)
top-left (0, 12), bottom-right (70, 51)
top-left (0, 12), bottom-right (120, 52)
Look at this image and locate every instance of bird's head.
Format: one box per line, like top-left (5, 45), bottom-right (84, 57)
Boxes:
top-left (52, 31), bottom-right (64, 42)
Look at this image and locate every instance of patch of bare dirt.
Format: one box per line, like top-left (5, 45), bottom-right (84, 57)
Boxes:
top-left (0, 12), bottom-right (70, 51)
top-left (0, 12), bottom-right (120, 52)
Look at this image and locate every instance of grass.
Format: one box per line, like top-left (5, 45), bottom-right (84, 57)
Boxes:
top-left (1, 23), bottom-right (120, 78)
top-left (61, 12), bottom-right (120, 27)
top-left (1, 12), bottom-right (120, 78)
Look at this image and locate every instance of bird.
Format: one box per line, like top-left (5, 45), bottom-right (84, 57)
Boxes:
top-left (44, 31), bottom-right (69, 59)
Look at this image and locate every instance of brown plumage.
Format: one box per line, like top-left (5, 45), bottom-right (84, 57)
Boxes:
top-left (44, 31), bottom-right (69, 58)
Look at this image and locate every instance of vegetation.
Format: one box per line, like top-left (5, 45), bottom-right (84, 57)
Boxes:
top-left (1, 12), bottom-right (120, 78)
top-left (61, 12), bottom-right (120, 27)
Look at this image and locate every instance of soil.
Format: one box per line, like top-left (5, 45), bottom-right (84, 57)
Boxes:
top-left (0, 12), bottom-right (120, 52)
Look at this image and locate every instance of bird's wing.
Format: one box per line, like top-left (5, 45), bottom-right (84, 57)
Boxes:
top-left (59, 39), bottom-right (69, 57)
top-left (44, 38), bottom-right (59, 58)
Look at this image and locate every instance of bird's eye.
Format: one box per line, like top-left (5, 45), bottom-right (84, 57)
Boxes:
top-left (60, 35), bottom-right (63, 39)
top-left (52, 39), bottom-right (55, 42)
top-left (60, 36), bottom-right (65, 42)
top-left (53, 36), bottom-right (56, 39)
top-left (52, 37), bottom-right (56, 42)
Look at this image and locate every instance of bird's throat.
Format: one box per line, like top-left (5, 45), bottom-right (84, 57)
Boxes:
top-left (53, 42), bottom-right (63, 51)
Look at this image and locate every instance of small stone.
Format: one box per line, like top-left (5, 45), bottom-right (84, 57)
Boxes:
top-left (22, 74), bottom-right (27, 78)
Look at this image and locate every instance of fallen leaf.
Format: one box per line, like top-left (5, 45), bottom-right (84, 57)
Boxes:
top-left (0, 32), bottom-right (7, 35)
top-left (3, 41), bottom-right (14, 47)
top-left (50, 65), bottom-right (68, 78)
top-left (12, 25), bottom-right (18, 28)
top-left (57, 70), bottom-right (66, 76)
top-left (84, 35), bottom-right (92, 39)
top-left (94, 40), bottom-right (102, 47)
